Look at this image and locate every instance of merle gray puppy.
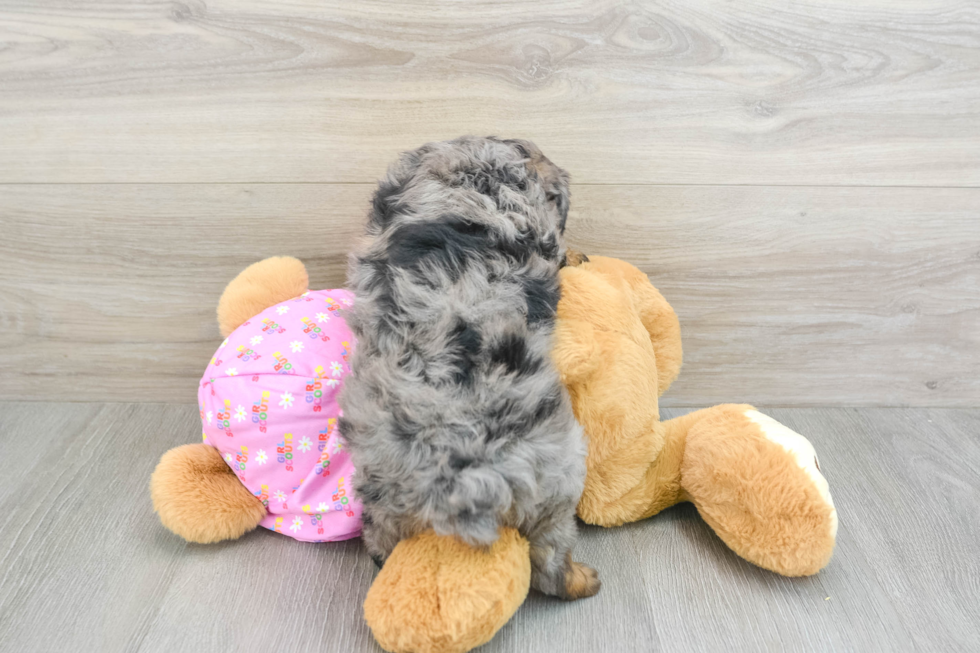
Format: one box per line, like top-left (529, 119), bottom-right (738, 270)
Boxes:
top-left (338, 136), bottom-right (599, 600)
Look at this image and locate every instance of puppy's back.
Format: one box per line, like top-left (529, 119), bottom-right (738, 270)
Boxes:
top-left (340, 137), bottom-right (584, 549)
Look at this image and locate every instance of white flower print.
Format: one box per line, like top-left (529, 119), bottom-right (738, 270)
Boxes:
top-left (205, 411), bottom-right (213, 424)
top-left (316, 502), bottom-right (329, 513)
top-left (298, 436), bottom-right (312, 453)
top-left (330, 361), bottom-right (343, 377)
top-left (225, 367), bottom-right (238, 376)
top-left (279, 391), bottom-right (294, 409)
top-left (341, 298), bottom-right (352, 306)
top-left (273, 490), bottom-right (287, 503)
top-left (219, 338), bottom-right (228, 349)
top-left (234, 405), bottom-right (247, 422)
top-left (224, 453), bottom-right (234, 464)
top-left (276, 305), bottom-right (290, 315)
top-left (325, 378), bottom-right (340, 389)
top-left (289, 516), bottom-right (303, 533)
top-left (255, 449), bottom-right (268, 465)
top-left (315, 312), bottom-right (330, 323)
top-left (332, 438), bottom-right (345, 453)
top-left (289, 340), bottom-right (304, 353)
top-left (250, 335), bottom-right (263, 346)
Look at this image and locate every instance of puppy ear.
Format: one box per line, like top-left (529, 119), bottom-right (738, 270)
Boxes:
top-left (552, 318), bottom-right (600, 385)
top-left (563, 249), bottom-right (589, 267)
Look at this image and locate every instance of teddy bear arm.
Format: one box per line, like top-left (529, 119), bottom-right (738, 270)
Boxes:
top-left (581, 257), bottom-right (682, 396)
top-left (630, 281), bottom-right (682, 397)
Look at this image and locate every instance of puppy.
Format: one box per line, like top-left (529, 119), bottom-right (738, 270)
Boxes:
top-left (339, 136), bottom-right (599, 600)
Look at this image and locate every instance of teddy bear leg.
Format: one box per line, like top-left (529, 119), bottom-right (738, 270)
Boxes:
top-left (363, 527), bottom-right (531, 653)
top-left (678, 405), bottom-right (837, 576)
top-left (150, 443), bottom-right (267, 544)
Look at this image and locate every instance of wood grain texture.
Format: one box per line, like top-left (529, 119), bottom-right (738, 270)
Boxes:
top-left (0, 403), bottom-right (977, 652)
top-left (1, 184), bottom-right (977, 406)
top-left (0, 403), bottom-right (191, 651)
top-left (0, 0), bottom-right (978, 184)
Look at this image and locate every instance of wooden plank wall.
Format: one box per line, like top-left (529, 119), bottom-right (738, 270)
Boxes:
top-left (1, 0), bottom-right (978, 405)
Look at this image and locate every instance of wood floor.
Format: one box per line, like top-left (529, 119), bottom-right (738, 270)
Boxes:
top-left (0, 403), bottom-right (977, 652)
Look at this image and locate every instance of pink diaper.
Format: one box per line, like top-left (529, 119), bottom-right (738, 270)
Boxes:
top-left (198, 289), bottom-right (363, 542)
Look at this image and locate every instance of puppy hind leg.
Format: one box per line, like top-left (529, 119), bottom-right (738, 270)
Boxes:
top-left (527, 505), bottom-right (600, 600)
top-left (360, 511), bottom-right (403, 569)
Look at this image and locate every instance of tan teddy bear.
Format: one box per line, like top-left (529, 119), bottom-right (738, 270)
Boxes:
top-left (151, 255), bottom-right (837, 653)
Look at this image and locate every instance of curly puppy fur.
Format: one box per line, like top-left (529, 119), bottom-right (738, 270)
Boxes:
top-left (339, 136), bottom-right (598, 599)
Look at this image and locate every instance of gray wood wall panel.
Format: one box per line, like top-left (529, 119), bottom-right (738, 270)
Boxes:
top-left (1, 184), bottom-right (977, 406)
top-left (0, 1), bottom-right (978, 184)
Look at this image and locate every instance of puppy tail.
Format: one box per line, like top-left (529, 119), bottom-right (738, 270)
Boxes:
top-left (431, 465), bottom-right (513, 548)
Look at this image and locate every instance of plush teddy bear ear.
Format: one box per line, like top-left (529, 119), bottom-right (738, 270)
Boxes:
top-left (217, 256), bottom-right (309, 336)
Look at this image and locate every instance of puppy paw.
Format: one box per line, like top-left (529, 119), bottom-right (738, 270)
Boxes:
top-left (563, 560), bottom-right (601, 600)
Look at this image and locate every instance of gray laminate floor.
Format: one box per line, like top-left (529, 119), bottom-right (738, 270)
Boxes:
top-left (0, 403), bottom-right (977, 652)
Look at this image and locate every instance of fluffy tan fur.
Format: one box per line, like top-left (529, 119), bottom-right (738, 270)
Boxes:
top-left (216, 256), bottom-right (309, 337)
top-left (558, 258), bottom-right (835, 575)
top-left (681, 405), bottom-right (837, 577)
top-left (556, 258), bottom-right (680, 525)
top-left (150, 443), bottom-right (266, 543)
top-left (363, 527), bottom-right (531, 653)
